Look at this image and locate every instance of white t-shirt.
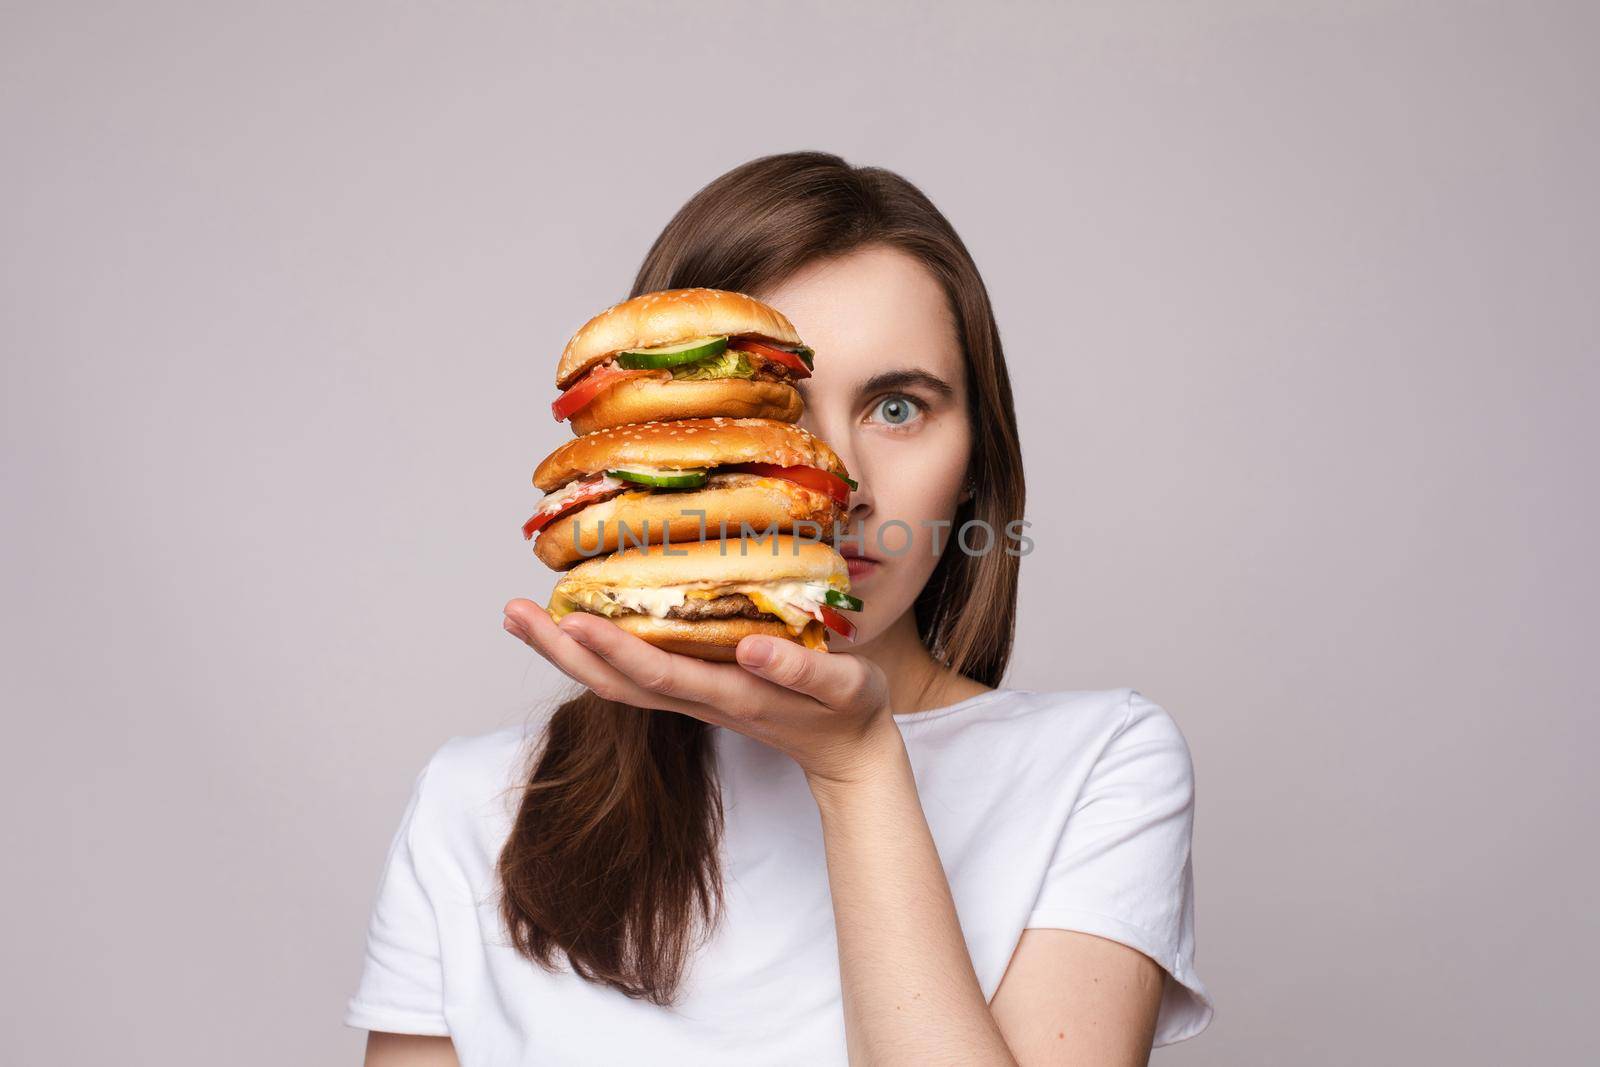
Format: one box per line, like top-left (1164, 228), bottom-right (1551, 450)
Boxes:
top-left (345, 687), bottom-right (1213, 1063)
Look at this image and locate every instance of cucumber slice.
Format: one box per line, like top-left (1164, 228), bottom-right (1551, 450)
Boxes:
top-left (606, 467), bottom-right (709, 489)
top-left (824, 588), bottom-right (863, 612)
top-left (616, 335), bottom-right (728, 370)
top-left (793, 344), bottom-right (815, 370)
top-left (838, 473), bottom-right (858, 490)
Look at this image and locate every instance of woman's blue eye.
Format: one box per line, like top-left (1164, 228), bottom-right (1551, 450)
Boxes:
top-left (872, 395), bottom-right (922, 426)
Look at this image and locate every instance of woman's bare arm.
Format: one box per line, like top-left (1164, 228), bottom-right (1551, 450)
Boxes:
top-left (809, 727), bottom-right (1165, 1066)
top-left (808, 725), bottom-right (1018, 1064)
top-left (363, 1032), bottom-right (459, 1067)
top-left (990, 929), bottom-right (1165, 1066)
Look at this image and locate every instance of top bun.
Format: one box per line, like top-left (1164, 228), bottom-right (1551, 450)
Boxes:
top-left (556, 288), bottom-right (802, 389)
top-left (557, 533), bottom-right (848, 589)
top-left (533, 417), bottom-right (847, 491)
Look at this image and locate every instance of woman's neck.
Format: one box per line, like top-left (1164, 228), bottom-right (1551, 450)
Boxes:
top-left (847, 610), bottom-right (994, 715)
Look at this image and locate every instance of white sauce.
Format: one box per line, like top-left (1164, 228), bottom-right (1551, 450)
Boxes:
top-left (608, 586), bottom-right (690, 616)
top-left (590, 579), bottom-right (833, 629)
top-left (537, 474), bottom-right (626, 516)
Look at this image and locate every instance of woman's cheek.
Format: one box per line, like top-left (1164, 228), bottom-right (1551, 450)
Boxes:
top-left (843, 425), bottom-right (970, 641)
top-left (890, 446), bottom-right (969, 532)
top-left (918, 422), bottom-right (971, 506)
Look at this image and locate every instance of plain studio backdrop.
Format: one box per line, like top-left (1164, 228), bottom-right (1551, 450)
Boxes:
top-left (2, 2), bottom-right (1594, 1064)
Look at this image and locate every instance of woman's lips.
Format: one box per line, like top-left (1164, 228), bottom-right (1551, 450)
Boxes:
top-left (844, 556), bottom-right (879, 580)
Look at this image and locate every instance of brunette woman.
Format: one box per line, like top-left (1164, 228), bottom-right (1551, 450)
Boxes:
top-left (346, 151), bottom-right (1213, 1066)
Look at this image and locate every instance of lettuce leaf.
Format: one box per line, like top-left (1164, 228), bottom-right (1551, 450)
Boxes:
top-left (670, 349), bottom-right (755, 381)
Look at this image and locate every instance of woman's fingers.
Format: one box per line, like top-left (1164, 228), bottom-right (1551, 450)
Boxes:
top-left (734, 634), bottom-right (887, 712)
top-left (503, 602), bottom-right (706, 719)
top-left (503, 601), bottom-right (625, 691)
top-left (554, 612), bottom-right (803, 725)
top-left (503, 599), bottom-right (550, 639)
top-left (502, 602), bottom-right (880, 729)
top-left (503, 605), bottom-right (900, 781)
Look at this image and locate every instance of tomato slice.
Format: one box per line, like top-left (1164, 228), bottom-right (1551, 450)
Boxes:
top-left (551, 365), bottom-right (666, 421)
top-left (816, 604), bottom-right (856, 640)
top-left (720, 462), bottom-right (851, 505)
top-left (521, 509), bottom-right (558, 539)
top-left (729, 339), bottom-right (812, 378)
top-left (521, 477), bottom-right (617, 539)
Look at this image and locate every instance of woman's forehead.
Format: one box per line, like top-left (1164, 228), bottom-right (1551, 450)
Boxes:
top-left (757, 246), bottom-right (963, 383)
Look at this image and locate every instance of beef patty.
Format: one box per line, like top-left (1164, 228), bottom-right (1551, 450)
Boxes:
top-left (665, 593), bottom-right (776, 622)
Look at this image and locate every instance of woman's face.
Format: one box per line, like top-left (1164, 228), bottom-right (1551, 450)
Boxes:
top-left (754, 244), bottom-right (973, 648)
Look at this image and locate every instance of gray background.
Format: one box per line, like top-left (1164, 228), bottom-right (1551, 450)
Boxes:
top-left (2, 1), bottom-right (1594, 1064)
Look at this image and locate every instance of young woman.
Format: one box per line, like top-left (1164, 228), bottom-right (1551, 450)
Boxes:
top-left (345, 151), bottom-right (1213, 1065)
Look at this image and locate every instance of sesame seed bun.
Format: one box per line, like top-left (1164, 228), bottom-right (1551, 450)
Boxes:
top-left (556, 288), bottom-right (803, 390)
top-left (532, 418), bottom-right (846, 492)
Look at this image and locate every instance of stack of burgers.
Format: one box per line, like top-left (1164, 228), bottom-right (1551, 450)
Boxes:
top-left (523, 288), bottom-right (864, 661)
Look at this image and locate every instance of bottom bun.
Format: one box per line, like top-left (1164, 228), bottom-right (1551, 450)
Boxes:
top-left (608, 613), bottom-right (813, 662)
top-left (570, 378), bottom-right (802, 435)
top-left (535, 478), bottom-right (840, 569)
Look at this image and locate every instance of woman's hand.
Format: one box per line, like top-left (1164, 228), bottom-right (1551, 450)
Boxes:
top-left (502, 599), bottom-right (903, 787)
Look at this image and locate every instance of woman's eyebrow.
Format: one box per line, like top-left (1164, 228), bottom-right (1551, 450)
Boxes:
top-left (854, 368), bottom-right (957, 399)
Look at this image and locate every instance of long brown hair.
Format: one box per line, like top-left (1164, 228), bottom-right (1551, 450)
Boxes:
top-left (496, 151), bottom-right (1026, 1005)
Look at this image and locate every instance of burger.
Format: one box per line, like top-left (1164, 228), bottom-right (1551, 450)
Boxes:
top-left (523, 417), bottom-right (855, 569)
top-left (551, 288), bottom-right (815, 435)
top-left (548, 534), bottom-right (862, 660)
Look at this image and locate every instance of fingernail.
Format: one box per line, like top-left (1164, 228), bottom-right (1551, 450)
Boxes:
top-left (559, 617), bottom-right (594, 647)
top-left (503, 615), bottom-right (528, 639)
top-left (740, 638), bottom-right (774, 669)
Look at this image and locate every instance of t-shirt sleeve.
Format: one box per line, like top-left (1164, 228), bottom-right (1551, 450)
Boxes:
top-left (343, 752), bottom-right (452, 1036)
top-left (1024, 689), bottom-right (1214, 1046)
